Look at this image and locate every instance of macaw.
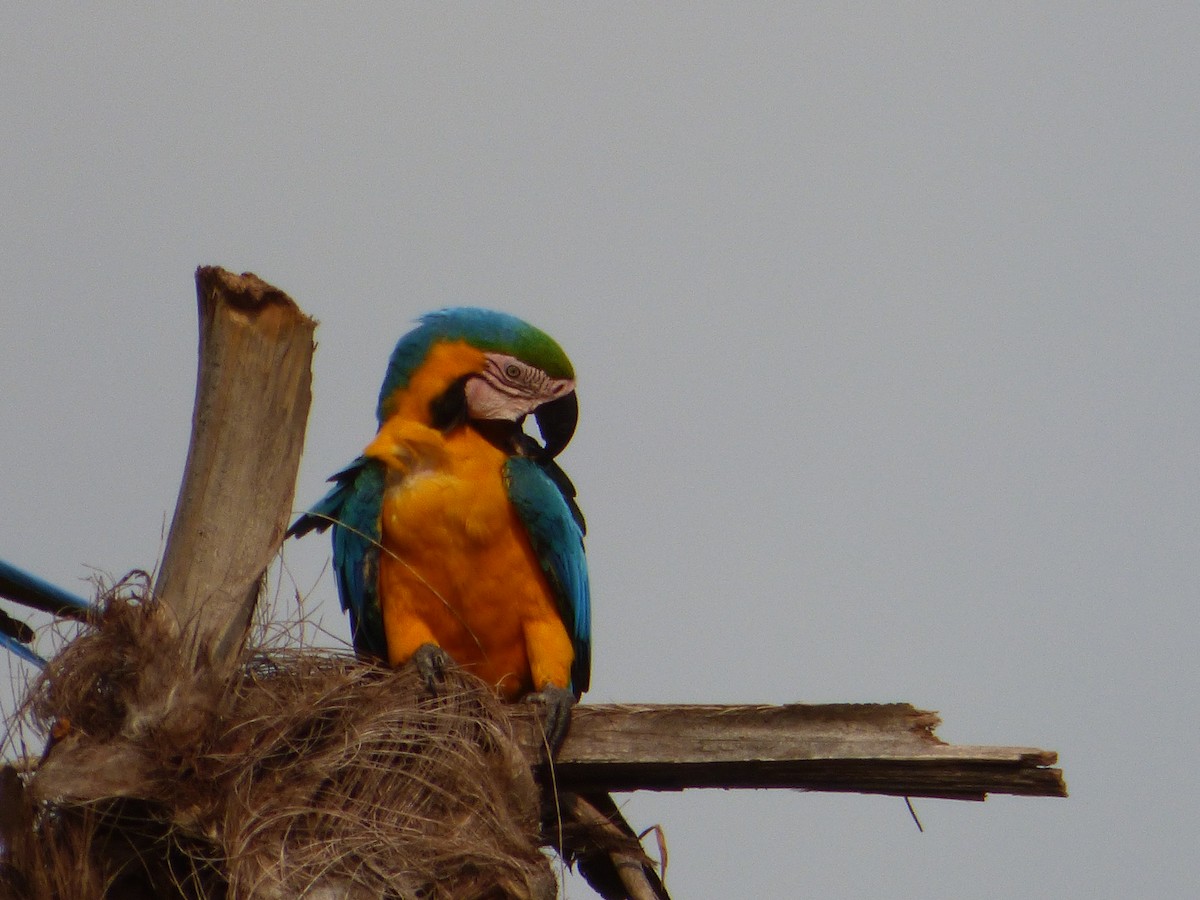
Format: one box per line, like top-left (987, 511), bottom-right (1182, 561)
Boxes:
top-left (288, 308), bottom-right (589, 743)
top-left (289, 310), bottom-right (670, 899)
top-left (0, 558), bottom-right (93, 667)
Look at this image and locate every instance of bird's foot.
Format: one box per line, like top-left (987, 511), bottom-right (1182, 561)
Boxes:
top-left (411, 642), bottom-right (452, 696)
top-left (525, 683), bottom-right (576, 752)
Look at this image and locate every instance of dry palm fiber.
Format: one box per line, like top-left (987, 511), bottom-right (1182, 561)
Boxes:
top-left (1, 577), bottom-right (556, 899)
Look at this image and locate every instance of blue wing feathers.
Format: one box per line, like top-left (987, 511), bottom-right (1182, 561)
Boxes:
top-left (288, 458), bottom-right (387, 659)
top-left (503, 456), bottom-right (591, 696)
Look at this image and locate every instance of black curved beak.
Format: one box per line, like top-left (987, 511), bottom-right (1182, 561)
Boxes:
top-left (534, 390), bottom-right (578, 459)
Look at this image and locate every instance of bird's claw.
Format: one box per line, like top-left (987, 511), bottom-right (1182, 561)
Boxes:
top-left (411, 642), bottom-right (451, 696)
top-left (526, 683), bottom-right (576, 752)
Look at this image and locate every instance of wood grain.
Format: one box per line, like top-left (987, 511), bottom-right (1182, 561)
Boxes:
top-left (153, 267), bottom-right (315, 671)
top-left (512, 702), bottom-right (1066, 801)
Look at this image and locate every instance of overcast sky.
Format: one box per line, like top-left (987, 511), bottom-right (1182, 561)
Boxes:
top-left (3, 6), bottom-right (1197, 897)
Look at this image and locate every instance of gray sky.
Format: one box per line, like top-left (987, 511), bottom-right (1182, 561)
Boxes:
top-left (3, 6), bottom-right (1196, 897)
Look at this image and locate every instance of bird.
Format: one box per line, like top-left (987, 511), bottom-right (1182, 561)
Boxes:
top-left (289, 308), bottom-right (670, 898)
top-left (288, 307), bottom-right (588, 745)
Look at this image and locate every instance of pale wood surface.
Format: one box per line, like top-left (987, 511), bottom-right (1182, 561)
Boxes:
top-left (153, 267), bottom-right (315, 670)
top-left (511, 702), bottom-right (1066, 801)
top-left (565, 793), bottom-right (664, 900)
top-left (28, 701), bottom-right (1066, 806)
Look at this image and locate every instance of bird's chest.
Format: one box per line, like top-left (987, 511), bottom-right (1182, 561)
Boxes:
top-left (381, 467), bottom-right (510, 551)
top-left (378, 432), bottom-right (516, 557)
top-left (370, 428), bottom-right (558, 695)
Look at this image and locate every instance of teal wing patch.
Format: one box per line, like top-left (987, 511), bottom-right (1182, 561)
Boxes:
top-left (503, 455), bottom-right (591, 696)
top-left (287, 457), bottom-right (387, 659)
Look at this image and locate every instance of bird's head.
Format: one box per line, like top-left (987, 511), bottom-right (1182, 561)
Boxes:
top-left (376, 307), bottom-right (579, 459)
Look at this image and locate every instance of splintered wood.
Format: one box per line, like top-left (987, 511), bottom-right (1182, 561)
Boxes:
top-left (512, 702), bottom-right (1066, 801)
top-left (154, 267), bottom-right (315, 671)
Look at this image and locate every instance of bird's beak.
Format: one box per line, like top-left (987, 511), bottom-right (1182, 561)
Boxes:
top-left (535, 390), bottom-right (578, 459)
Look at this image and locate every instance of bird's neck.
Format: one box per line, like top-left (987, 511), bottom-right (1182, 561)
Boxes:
top-left (387, 340), bottom-right (486, 424)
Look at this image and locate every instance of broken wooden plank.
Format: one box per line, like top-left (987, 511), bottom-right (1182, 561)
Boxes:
top-left (511, 702), bottom-right (1066, 801)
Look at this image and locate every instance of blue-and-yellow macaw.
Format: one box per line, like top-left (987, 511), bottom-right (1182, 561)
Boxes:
top-left (288, 308), bottom-right (589, 743)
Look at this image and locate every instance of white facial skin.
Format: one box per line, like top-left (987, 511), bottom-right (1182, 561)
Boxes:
top-left (464, 352), bottom-right (575, 421)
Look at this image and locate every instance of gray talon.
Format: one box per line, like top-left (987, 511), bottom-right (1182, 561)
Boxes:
top-left (412, 643), bottom-right (451, 696)
top-left (526, 684), bottom-right (576, 751)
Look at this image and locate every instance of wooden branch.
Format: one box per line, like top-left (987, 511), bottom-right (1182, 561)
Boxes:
top-left (565, 793), bottom-right (663, 900)
top-left (29, 737), bottom-right (152, 804)
top-left (153, 267), bottom-right (315, 671)
top-left (512, 703), bottom-right (1066, 802)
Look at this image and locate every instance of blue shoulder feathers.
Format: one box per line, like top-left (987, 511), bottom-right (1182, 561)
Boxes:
top-left (503, 455), bottom-right (591, 696)
top-left (286, 458), bottom-right (387, 658)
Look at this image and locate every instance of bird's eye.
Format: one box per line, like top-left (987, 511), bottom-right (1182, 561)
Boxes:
top-left (504, 363), bottom-right (523, 380)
